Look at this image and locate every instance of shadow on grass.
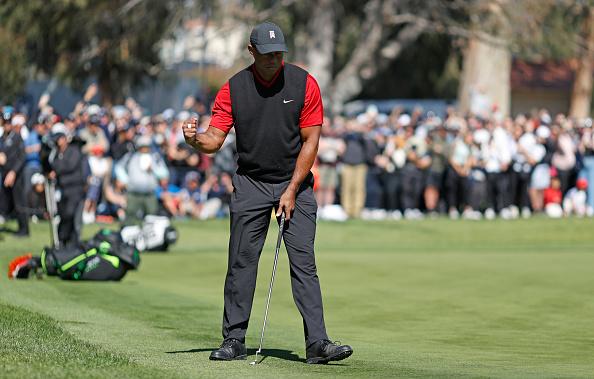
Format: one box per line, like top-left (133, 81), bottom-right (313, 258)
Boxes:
top-left (166, 347), bottom-right (304, 362)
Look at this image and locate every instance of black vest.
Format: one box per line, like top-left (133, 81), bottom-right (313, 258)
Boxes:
top-left (229, 63), bottom-right (307, 183)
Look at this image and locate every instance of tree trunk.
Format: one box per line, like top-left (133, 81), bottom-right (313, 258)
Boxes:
top-left (458, 36), bottom-right (511, 117)
top-left (303, 0), bottom-right (335, 106)
top-left (569, 6), bottom-right (594, 119)
top-left (328, 0), bottom-right (427, 113)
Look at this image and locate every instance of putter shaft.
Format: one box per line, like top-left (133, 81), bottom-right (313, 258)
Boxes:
top-left (252, 213), bottom-right (285, 365)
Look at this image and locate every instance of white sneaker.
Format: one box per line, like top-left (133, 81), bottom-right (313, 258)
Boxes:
top-left (500, 207), bottom-right (512, 220)
top-left (462, 209), bottom-right (482, 220)
top-left (390, 210), bottom-right (402, 220)
top-left (449, 209), bottom-right (460, 220)
top-left (31, 215), bottom-right (39, 224)
top-left (521, 207), bottom-right (531, 219)
top-left (0, 215), bottom-right (5, 225)
top-left (360, 208), bottom-right (373, 220)
top-left (404, 209), bottom-right (423, 220)
top-left (587, 206), bottom-right (594, 217)
top-left (509, 205), bottom-right (520, 219)
top-left (484, 208), bottom-right (496, 220)
top-left (371, 209), bottom-right (387, 220)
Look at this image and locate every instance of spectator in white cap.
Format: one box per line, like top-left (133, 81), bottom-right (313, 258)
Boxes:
top-left (48, 121), bottom-right (88, 246)
top-left (115, 134), bottom-right (169, 224)
top-left (79, 114), bottom-right (109, 155)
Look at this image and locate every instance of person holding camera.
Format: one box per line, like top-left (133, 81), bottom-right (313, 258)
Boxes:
top-left (48, 123), bottom-right (88, 246)
top-left (114, 135), bottom-right (169, 224)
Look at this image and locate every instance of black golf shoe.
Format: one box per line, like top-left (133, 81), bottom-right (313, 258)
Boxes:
top-left (306, 340), bottom-right (353, 364)
top-left (209, 338), bottom-right (247, 361)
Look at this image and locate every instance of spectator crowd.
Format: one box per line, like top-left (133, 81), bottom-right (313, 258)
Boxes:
top-left (1, 92), bottom-right (594, 234)
top-left (315, 105), bottom-right (593, 221)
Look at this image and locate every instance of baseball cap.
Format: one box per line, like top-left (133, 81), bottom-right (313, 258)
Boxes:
top-left (177, 111), bottom-right (190, 122)
top-left (11, 114), bottom-right (26, 126)
top-left (536, 125), bottom-right (551, 139)
top-left (2, 106), bottom-right (13, 121)
top-left (250, 21), bottom-right (288, 54)
top-left (89, 114), bottom-right (101, 124)
top-left (135, 135), bottom-right (152, 148)
top-left (86, 104), bottom-right (101, 116)
top-left (51, 122), bottom-right (68, 137)
top-left (577, 178), bottom-right (588, 190)
top-left (31, 173), bottom-right (45, 185)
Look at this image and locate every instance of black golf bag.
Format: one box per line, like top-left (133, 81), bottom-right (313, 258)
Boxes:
top-left (8, 229), bottom-right (140, 281)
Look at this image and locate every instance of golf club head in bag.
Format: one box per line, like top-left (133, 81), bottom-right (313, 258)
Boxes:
top-left (251, 212), bottom-right (285, 365)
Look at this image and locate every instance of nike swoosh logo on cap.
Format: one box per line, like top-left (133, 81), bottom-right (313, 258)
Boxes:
top-left (283, 99), bottom-right (294, 104)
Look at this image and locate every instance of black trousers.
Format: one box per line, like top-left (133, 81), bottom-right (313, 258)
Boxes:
top-left (445, 167), bottom-right (468, 211)
top-left (400, 165), bottom-right (424, 210)
top-left (508, 170), bottom-right (531, 209)
top-left (382, 171), bottom-right (401, 211)
top-left (58, 188), bottom-right (84, 246)
top-left (486, 172), bottom-right (508, 212)
top-left (0, 173), bottom-right (29, 233)
top-left (222, 173), bottom-right (328, 347)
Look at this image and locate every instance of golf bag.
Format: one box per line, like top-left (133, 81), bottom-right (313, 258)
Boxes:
top-left (120, 215), bottom-right (178, 251)
top-left (8, 229), bottom-right (140, 281)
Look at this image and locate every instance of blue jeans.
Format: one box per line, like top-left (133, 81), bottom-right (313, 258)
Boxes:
top-left (580, 156), bottom-right (594, 209)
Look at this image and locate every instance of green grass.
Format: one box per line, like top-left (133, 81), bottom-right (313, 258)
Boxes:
top-left (1, 217), bottom-right (594, 378)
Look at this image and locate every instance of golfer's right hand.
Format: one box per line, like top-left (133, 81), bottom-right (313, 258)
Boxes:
top-left (183, 117), bottom-right (198, 147)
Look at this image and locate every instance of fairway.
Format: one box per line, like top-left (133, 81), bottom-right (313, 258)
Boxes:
top-left (1, 218), bottom-right (594, 378)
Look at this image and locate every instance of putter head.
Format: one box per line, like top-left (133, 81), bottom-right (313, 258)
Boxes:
top-left (250, 349), bottom-right (262, 365)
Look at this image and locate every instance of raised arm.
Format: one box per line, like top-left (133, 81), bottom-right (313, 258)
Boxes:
top-left (183, 119), bottom-right (227, 154)
top-left (184, 82), bottom-right (232, 154)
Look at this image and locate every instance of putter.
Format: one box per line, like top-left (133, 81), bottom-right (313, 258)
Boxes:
top-left (250, 212), bottom-right (286, 365)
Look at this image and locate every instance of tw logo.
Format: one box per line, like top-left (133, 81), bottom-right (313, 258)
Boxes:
top-left (269, 30), bottom-right (276, 39)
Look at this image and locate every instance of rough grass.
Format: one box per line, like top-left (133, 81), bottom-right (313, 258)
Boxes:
top-left (1, 217), bottom-right (593, 378)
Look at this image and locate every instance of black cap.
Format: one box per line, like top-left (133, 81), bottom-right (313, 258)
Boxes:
top-left (89, 114), bottom-right (100, 125)
top-left (250, 21), bottom-right (288, 54)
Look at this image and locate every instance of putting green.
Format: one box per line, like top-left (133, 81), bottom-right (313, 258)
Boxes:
top-left (1, 218), bottom-right (593, 378)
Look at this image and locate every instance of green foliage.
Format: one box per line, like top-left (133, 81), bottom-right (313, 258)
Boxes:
top-left (359, 33), bottom-right (460, 100)
top-left (0, 28), bottom-right (27, 102)
top-left (511, 1), bottom-right (585, 60)
top-left (0, 0), bottom-right (182, 105)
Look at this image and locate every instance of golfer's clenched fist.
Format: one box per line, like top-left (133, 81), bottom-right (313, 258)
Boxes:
top-left (183, 117), bottom-right (198, 146)
top-left (182, 117), bottom-right (227, 154)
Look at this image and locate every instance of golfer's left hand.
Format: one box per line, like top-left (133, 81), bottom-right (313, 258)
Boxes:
top-left (277, 188), bottom-right (296, 221)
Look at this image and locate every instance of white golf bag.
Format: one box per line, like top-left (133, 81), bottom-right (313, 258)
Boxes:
top-left (120, 215), bottom-right (178, 251)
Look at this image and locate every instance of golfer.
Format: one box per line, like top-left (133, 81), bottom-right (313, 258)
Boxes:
top-left (183, 21), bottom-right (353, 364)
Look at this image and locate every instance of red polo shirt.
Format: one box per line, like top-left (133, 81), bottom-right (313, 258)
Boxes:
top-left (210, 64), bottom-right (323, 133)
